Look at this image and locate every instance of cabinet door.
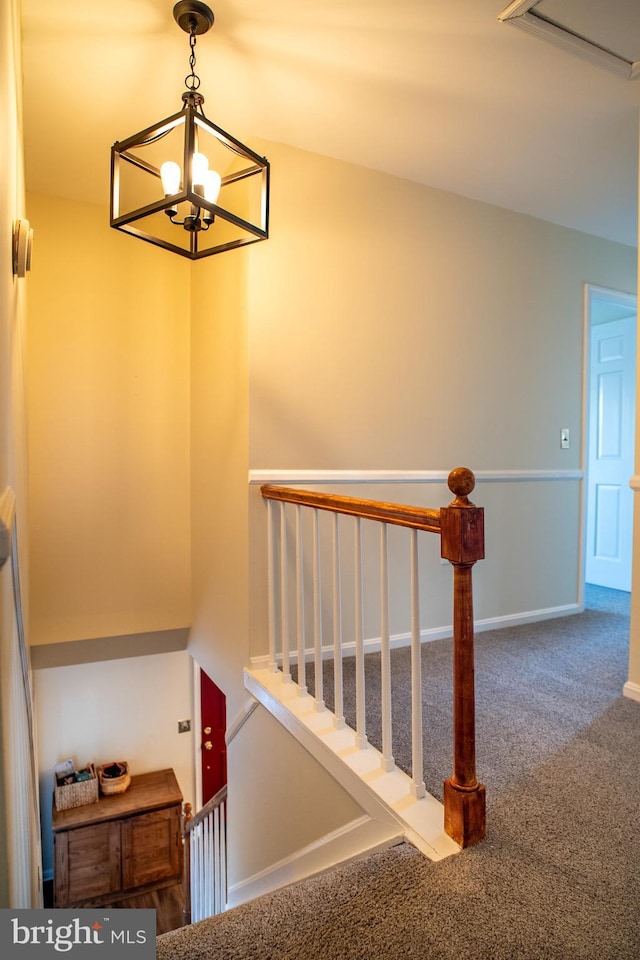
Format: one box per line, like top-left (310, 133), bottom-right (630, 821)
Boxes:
top-left (55, 821), bottom-right (121, 907)
top-left (121, 806), bottom-right (182, 891)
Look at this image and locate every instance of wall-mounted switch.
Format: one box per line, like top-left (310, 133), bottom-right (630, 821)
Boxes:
top-left (561, 428), bottom-right (570, 450)
top-left (177, 719), bottom-right (191, 734)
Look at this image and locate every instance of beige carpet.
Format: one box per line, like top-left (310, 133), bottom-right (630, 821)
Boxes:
top-left (158, 586), bottom-right (640, 959)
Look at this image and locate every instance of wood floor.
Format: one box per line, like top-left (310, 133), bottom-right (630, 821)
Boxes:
top-left (43, 881), bottom-right (187, 936)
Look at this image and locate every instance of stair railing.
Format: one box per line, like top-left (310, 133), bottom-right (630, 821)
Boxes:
top-left (182, 785), bottom-right (227, 924)
top-left (261, 467), bottom-right (486, 847)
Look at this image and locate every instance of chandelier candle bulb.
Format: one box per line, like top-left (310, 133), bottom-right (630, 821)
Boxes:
top-left (161, 161), bottom-right (182, 196)
top-left (204, 169), bottom-right (221, 203)
top-left (192, 151), bottom-right (209, 188)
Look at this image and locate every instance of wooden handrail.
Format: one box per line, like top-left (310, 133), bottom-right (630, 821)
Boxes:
top-left (262, 467), bottom-right (486, 848)
top-left (261, 485), bottom-right (441, 533)
top-left (183, 785), bottom-right (228, 836)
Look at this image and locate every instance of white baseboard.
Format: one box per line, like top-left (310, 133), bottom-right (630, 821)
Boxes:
top-left (226, 815), bottom-right (403, 909)
top-left (250, 603), bottom-right (582, 670)
top-left (623, 681), bottom-right (640, 702)
top-left (474, 603), bottom-right (581, 632)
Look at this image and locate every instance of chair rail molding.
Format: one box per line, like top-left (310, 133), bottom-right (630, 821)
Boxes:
top-left (249, 468), bottom-right (583, 485)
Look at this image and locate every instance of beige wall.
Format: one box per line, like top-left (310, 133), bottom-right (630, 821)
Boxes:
top-left (248, 142), bottom-right (636, 472)
top-left (184, 140), bottom-right (638, 888)
top-left (0, 0), bottom-right (34, 908)
top-left (20, 134), bottom-right (640, 893)
top-left (24, 141), bottom-right (638, 700)
top-left (244, 140), bottom-right (636, 658)
top-left (227, 705), bottom-right (364, 891)
top-left (187, 141), bottom-right (638, 716)
top-left (25, 193), bottom-right (191, 647)
top-left (24, 193), bottom-right (197, 888)
top-left (189, 248), bottom-right (250, 725)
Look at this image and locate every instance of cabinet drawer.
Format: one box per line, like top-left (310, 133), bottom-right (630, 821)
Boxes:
top-left (121, 806), bottom-right (182, 890)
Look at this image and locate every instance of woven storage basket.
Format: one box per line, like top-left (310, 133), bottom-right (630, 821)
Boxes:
top-left (98, 762), bottom-right (130, 796)
top-left (54, 764), bottom-right (98, 812)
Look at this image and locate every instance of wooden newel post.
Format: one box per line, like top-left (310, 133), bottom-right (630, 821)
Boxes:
top-left (182, 802), bottom-right (192, 925)
top-left (440, 467), bottom-right (486, 847)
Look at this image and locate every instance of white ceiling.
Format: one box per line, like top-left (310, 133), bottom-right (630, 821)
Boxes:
top-left (21, 0), bottom-right (640, 246)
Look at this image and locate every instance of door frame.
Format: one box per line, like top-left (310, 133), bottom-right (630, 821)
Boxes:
top-left (581, 283), bottom-right (637, 601)
top-left (192, 658), bottom-right (203, 810)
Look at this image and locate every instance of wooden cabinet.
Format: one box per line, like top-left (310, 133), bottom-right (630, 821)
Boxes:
top-left (53, 768), bottom-right (183, 908)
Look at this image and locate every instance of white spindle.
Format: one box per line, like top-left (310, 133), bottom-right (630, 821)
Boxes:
top-left (202, 817), bottom-right (211, 913)
top-left (214, 805), bottom-right (222, 913)
top-left (209, 810), bottom-right (215, 914)
top-left (332, 512), bottom-right (345, 728)
top-left (354, 517), bottom-right (367, 749)
top-left (189, 829), bottom-right (195, 920)
top-left (192, 824), bottom-right (200, 922)
top-left (312, 509), bottom-right (325, 711)
top-left (198, 824), bottom-right (204, 920)
top-left (410, 530), bottom-right (426, 796)
top-left (219, 797), bottom-right (227, 911)
top-left (212, 808), bottom-right (220, 916)
top-left (380, 524), bottom-right (394, 771)
top-left (267, 500), bottom-right (277, 672)
top-left (280, 502), bottom-right (291, 681)
top-left (295, 504), bottom-right (307, 693)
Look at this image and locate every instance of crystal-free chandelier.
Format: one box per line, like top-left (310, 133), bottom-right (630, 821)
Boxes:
top-left (110, 1), bottom-right (269, 260)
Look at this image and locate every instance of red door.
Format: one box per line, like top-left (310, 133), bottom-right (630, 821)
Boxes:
top-left (200, 670), bottom-right (227, 804)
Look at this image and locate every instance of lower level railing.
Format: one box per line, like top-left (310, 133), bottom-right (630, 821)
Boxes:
top-left (183, 786), bottom-right (227, 923)
top-left (261, 467), bottom-right (486, 847)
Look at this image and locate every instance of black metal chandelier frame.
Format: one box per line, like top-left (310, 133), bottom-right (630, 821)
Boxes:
top-left (110, 1), bottom-right (270, 261)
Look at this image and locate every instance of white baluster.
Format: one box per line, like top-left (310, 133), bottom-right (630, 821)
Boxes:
top-left (214, 806), bottom-right (221, 914)
top-left (280, 502), bottom-right (291, 681)
top-left (312, 509), bottom-right (325, 711)
top-left (220, 798), bottom-right (227, 911)
top-left (203, 815), bottom-right (211, 917)
top-left (332, 512), bottom-right (345, 728)
top-left (354, 517), bottom-right (367, 749)
top-left (296, 504), bottom-right (307, 694)
top-left (410, 529), bottom-right (426, 798)
top-left (189, 831), bottom-right (196, 922)
top-left (380, 524), bottom-right (394, 771)
top-left (209, 810), bottom-right (215, 916)
top-left (192, 824), bottom-right (201, 922)
top-left (198, 825), bottom-right (203, 923)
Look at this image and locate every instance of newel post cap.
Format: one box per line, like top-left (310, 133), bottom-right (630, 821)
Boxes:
top-left (441, 468), bottom-right (484, 564)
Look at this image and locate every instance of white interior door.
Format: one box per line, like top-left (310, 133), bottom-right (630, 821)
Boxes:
top-left (586, 314), bottom-right (636, 591)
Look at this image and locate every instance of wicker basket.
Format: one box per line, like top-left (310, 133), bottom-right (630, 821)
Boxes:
top-left (98, 762), bottom-right (130, 796)
top-left (54, 764), bottom-right (98, 812)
